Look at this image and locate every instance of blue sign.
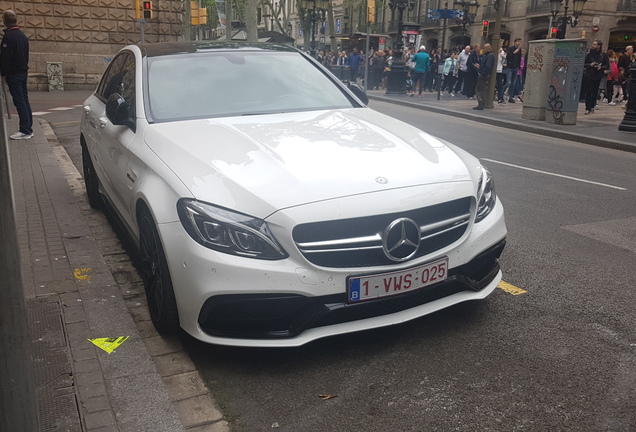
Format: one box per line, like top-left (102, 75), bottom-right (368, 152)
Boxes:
top-left (337, 18), bottom-right (341, 34)
top-left (427, 8), bottom-right (464, 19)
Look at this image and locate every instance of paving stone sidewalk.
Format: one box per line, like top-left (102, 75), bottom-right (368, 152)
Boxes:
top-left (8, 115), bottom-right (229, 432)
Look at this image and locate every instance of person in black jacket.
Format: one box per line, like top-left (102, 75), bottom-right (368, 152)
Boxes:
top-left (503, 38), bottom-right (522, 103)
top-left (583, 40), bottom-right (609, 115)
top-left (1, 10), bottom-right (33, 139)
top-left (465, 43), bottom-right (481, 99)
top-left (473, 44), bottom-right (494, 110)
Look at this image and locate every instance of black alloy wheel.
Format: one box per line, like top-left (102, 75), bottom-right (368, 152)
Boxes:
top-left (81, 144), bottom-right (102, 209)
top-left (138, 210), bottom-right (180, 333)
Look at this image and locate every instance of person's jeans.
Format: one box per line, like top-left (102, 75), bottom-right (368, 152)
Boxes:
top-left (585, 78), bottom-right (602, 111)
top-left (496, 72), bottom-right (506, 101)
top-left (454, 70), bottom-right (467, 94)
top-left (503, 68), bottom-right (518, 100)
top-left (6, 74), bottom-right (33, 135)
top-left (475, 74), bottom-right (490, 107)
top-left (350, 67), bottom-right (359, 82)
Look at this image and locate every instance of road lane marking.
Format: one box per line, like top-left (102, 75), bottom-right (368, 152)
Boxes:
top-left (50, 120), bottom-right (81, 126)
top-left (498, 280), bottom-right (527, 295)
top-left (481, 158), bottom-right (628, 191)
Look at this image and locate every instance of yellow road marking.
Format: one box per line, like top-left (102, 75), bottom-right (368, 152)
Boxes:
top-left (74, 268), bottom-right (92, 280)
top-left (498, 280), bottom-right (527, 295)
top-left (88, 337), bottom-right (130, 354)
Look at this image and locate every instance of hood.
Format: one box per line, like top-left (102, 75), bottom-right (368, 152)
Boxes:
top-left (145, 108), bottom-right (475, 217)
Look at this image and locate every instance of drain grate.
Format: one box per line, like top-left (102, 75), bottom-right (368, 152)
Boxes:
top-left (28, 297), bottom-right (82, 431)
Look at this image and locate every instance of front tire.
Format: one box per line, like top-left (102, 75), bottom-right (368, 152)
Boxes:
top-left (138, 209), bottom-right (180, 333)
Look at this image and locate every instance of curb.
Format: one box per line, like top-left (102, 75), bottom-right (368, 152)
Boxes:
top-left (368, 94), bottom-right (636, 154)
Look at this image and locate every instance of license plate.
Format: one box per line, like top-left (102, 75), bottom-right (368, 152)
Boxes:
top-left (348, 258), bottom-right (448, 302)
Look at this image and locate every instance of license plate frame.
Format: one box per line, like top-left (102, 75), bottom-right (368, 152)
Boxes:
top-left (347, 258), bottom-right (449, 303)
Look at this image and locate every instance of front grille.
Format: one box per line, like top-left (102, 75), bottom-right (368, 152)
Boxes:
top-left (293, 197), bottom-right (472, 268)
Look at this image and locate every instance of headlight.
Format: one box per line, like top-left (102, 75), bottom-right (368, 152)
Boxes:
top-left (177, 199), bottom-right (288, 260)
top-left (475, 167), bottom-right (496, 223)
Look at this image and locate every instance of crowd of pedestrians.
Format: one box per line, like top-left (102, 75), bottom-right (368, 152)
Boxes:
top-left (315, 40), bottom-right (635, 114)
top-left (584, 43), bottom-right (634, 114)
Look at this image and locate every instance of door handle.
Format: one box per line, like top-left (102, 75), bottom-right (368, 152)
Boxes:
top-left (98, 117), bottom-right (108, 128)
top-left (83, 105), bottom-right (91, 114)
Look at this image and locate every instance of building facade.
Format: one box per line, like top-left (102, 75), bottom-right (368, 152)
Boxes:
top-left (1, 0), bottom-right (183, 90)
top-left (287, 0), bottom-right (636, 54)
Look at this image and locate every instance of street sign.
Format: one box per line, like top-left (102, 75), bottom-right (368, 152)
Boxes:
top-left (427, 8), bottom-right (463, 20)
top-left (592, 25), bottom-right (599, 32)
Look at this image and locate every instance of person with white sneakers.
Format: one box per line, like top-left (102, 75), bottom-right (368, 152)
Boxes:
top-left (1, 10), bottom-right (33, 140)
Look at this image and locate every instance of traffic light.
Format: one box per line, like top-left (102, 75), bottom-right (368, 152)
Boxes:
top-left (550, 27), bottom-right (558, 38)
top-left (625, 34), bottom-right (630, 41)
top-left (142, 0), bottom-right (152, 19)
top-left (190, 1), bottom-right (207, 25)
top-left (368, 0), bottom-right (376, 23)
top-left (481, 20), bottom-right (489, 37)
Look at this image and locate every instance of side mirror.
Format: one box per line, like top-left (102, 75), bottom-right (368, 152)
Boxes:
top-left (106, 93), bottom-right (127, 125)
top-left (348, 82), bottom-right (369, 105)
top-left (105, 93), bottom-right (135, 131)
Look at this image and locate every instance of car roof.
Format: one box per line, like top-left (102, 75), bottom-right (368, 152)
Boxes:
top-left (137, 41), bottom-right (299, 58)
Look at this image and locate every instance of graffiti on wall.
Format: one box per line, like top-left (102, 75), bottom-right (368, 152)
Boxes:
top-left (46, 62), bottom-right (64, 92)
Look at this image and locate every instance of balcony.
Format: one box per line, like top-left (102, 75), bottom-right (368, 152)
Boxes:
top-left (419, 17), bottom-right (441, 28)
top-left (526, 0), bottom-right (552, 14)
top-left (617, 0), bottom-right (635, 11)
top-left (482, 0), bottom-right (510, 19)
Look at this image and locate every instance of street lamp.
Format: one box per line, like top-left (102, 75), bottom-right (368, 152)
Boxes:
top-left (301, 0), bottom-right (328, 57)
top-left (549, 0), bottom-right (587, 39)
top-left (454, 0), bottom-right (480, 31)
top-left (385, 0), bottom-right (416, 94)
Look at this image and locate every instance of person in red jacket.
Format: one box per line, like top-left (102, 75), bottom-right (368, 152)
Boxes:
top-left (1, 10), bottom-right (33, 139)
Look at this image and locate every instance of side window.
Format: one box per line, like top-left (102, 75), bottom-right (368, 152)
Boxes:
top-left (96, 51), bottom-right (136, 128)
top-left (96, 53), bottom-right (129, 102)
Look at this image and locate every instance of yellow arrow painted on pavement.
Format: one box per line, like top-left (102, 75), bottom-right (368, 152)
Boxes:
top-left (88, 337), bottom-right (130, 354)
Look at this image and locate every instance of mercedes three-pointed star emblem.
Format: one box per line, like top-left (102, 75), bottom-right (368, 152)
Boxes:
top-left (382, 217), bottom-right (421, 262)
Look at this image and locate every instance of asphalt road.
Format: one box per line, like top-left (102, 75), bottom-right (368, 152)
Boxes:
top-left (44, 100), bottom-right (636, 432)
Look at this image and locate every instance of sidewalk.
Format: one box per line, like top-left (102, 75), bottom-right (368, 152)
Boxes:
top-left (8, 113), bottom-right (229, 431)
top-left (367, 89), bottom-right (636, 153)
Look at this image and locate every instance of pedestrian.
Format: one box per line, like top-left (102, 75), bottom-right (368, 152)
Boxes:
top-left (371, 50), bottom-right (385, 90)
top-left (606, 50), bottom-right (618, 105)
top-left (426, 47), bottom-right (442, 92)
top-left (473, 43), bottom-right (494, 110)
top-left (496, 42), bottom-right (506, 103)
top-left (583, 40), bottom-right (609, 115)
top-left (348, 48), bottom-right (362, 82)
top-left (503, 38), bottom-right (522, 103)
top-left (409, 45), bottom-right (430, 97)
top-left (454, 45), bottom-right (471, 95)
top-left (512, 50), bottom-right (525, 102)
top-left (617, 45), bottom-right (633, 101)
top-left (1, 10), bottom-right (33, 140)
top-left (465, 43), bottom-right (481, 99)
top-left (442, 51), bottom-right (458, 95)
top-left (611, 66), bottom-right (625, 105)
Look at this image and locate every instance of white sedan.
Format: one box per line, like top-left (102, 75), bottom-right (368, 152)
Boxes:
top-left (80, 41), bottom-right (507, 347)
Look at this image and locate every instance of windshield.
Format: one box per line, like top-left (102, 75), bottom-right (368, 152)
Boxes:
top-left (146, 50), bottom-right (356, 121)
